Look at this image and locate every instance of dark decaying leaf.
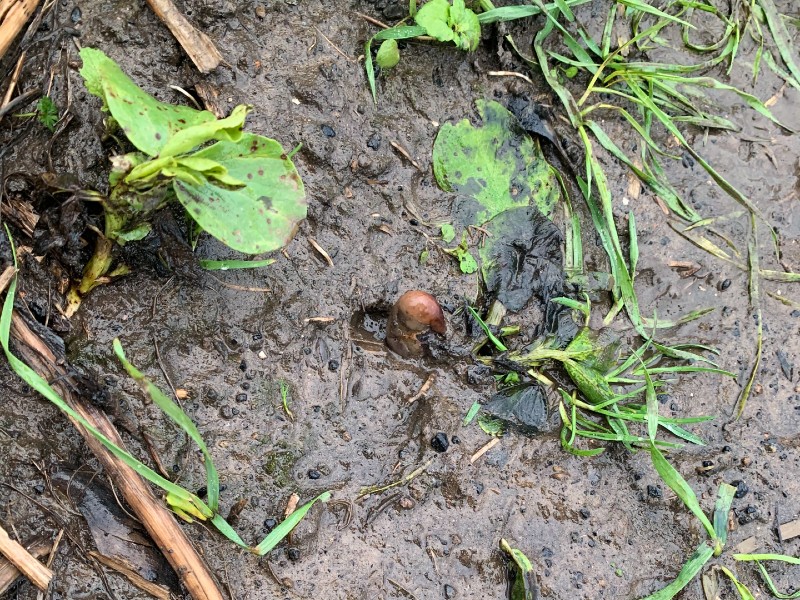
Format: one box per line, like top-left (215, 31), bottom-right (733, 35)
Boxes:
top-left (483, 384), bottom-right (548, 433)
top-left (479, 206), bottom-right (565, 312)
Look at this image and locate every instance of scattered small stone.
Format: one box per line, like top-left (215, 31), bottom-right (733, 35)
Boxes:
top-left (431, 432), bottom-right (449, 452)
top-left (579, 508), bottom-right (591, 519)
top-left (719, 278), bottom-right (732, 291)
top-left (647, 485), bottom-right (662, 498)
top-left (367, 133), bottom-right (382, 150)
top-left (70, 6), bottom-right (81, 23)
top-left (263, 517), bottom-right (277, 531)
top-left (255, 4), bottom-right (266, 18)
top-left (307, 469), bottom-right (321, 480)
top-left (741, 456), bottom-right (752, 467)
top-left (220, 405), bottom-right (236, 419)
top-left (321, 124), bottom-right (336, 137)
top-left (409, 218), bottom-right (419, 226)
top-left (33, 483), bottom-right (44, 494)
top-left (399, 496), bottom-right (415, 510)
top-left (451, 435), bottom-right (461, 444)
top-left (731, 480), bottom-right (749, 499)
top-left (239, 360), bottom-right (248, 371)
top-left (235, 393), bottom-right (248, 402)
top-left (737, 504), bottom-right (759, 525)
top-left (240, 382), bottom-right (250, 391)
top-left (328, 359), bottom-right (340, 371)
top-left (722, 445), bottom-right (732, 452)
top-left (287, 547), bottom-right (301, 561)
top-left (444, 583), bottom-right (457, 599)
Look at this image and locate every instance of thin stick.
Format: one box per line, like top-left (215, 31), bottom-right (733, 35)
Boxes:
top-left (406, 373), bottom-right (436, 404)
top-left (355, 11), bottom-right (390, 30)
top-left (390, 141), bottom-right (423, 172)
top-left (144, 0), bottom-right (221, 73)
top-left (487, 70), bottom-right (535, 85)
top-left (1, 50), bottom-right (25, 107)
top-left (0, 0), bottom-right (41, 60)
top-left (470, 437), bottom-right (500, 464)
top-left (308, 237), bottom-right (334, 267)
top-left (313, 26), bottom-right (356, 63)
top-left (0, 524), bottom-right (52, 591)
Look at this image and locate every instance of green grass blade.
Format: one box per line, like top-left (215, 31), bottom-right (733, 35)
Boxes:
top-left (717, 566), bottom-right (756, 600)
top-left (466, 305), bottom-right (508, 352)
top-left (477, 0), bottom-right (591, 24)
top-left (734, 554), bottom-right (800, 565)
top-left (0, 275), bottom-right (211, 519)
top-left (254, 491), bottom-right (331, 555)
top-left (643, 365), bottom-right (658, 443)
top-left (639, 542), bottom-right (714, 600)
top-left (114, 338), bottom-right (221, 512)
top-left (199, 258), bottom-right (276, 270)
top-left (712, 482), bottom-right (736, 548)
top-left (736, 214), bottom-right (762, 418)
top-left (649, 444), bottom-right (714, 538)
top-left (756, 0), bottom-right (800, 85)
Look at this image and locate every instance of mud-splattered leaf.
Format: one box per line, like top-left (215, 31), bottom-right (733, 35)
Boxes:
top-left (440, 223), bottom-right (456, 243)
top-left (433, 100), bottom-right (560, 226)
top-left (444, 231), bottom-right (478, 273)
top-left (449, 0), bottom-right (481, 51)
top-left (79, 48), bottom-right (217, 157)
top-left (484, 384), bottom-right (548, 434)
top-left (174, 133), bottom-right (306, 254)
top-left (479, 206), bottom-right (564, 311)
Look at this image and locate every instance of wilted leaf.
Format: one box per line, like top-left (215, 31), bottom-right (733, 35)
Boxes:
top-left (483, 384), bottom-right (548, 434)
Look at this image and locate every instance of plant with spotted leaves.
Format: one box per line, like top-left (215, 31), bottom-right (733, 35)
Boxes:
top-left (64, 48), bottom-right (306, 315)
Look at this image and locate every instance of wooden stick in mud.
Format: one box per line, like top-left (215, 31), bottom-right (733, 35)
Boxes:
top-left (8, 312), bottom-right (225, 600)
top-left (0, 0), bottom-right (40, 60)
top-left (0, 525), bottom-right (52, 591)
top-left (0, 536), bottom-right (52, 594)
top-left (145, 0), bottom-right (221, 73)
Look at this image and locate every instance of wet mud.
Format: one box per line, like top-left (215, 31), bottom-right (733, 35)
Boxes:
top-left (1, 1), bottom-right (799, 599)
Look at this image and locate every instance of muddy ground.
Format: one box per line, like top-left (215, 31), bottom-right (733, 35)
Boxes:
top-left (1, 1), bottom-right (799, 599)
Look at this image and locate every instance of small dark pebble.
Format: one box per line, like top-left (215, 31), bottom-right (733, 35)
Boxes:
top-left (287, 547), bottom-right (301, 561)
top-left (196, 486), bottom-right (207, 498)
top-left (33, 483), bottom-right (45, 494)
top-left (791, 309), bottom-right (800, 318)
top-left (321, 124), bottom-right (335, 137)
top-left (722, 445), bottom-right (732, 452)
top-left (253, 333), bottom-right (263, 341)
top-left (172, 464), bottom-right (181, 473)
top-left (731, 480), bottom-right (749, 499)
top-left (409, 218), bottom-right (419, 226)
top-left (431, 432), bottom-right (449, 452)
top-left (263, 517), bottom-right (277, 531)
top-left (444, 583), bottom-right (456, 599)
top-left (681, 152), bottom-right (695, 168)
top-left (328, 359), bottom-right (340, 371)
top-left (702, 460), bottom-right (714, 468)
top-left (451, 435), bottom-right (461, 444)
top-left (719, 278), bottom-right (732, 291)
top-left (647, 485), bottom-right (662, 498)
top-left (542, 547), bottom-right (554, 558)
top-left (367, 133), bottom-right (381, 150)
top-left (220, 405), bottom-right (235, 419)
top-left (239, 360), bottom-right (247, 371)
top-left (737, 504), bottom-right (759, 525)
top-left (307, 469), bottom-right (321, 480)
top-left (579, 508), bottom-right (591, 519)
top-left (235, 393), bottom-right (248, 402)
top-left (587, 538), bottom-right (596, 547)
top-left (70, 6), bottom-right (81, 23)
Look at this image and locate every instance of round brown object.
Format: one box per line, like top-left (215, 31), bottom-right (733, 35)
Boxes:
top-left (386, 291), bottom-right (446, 357)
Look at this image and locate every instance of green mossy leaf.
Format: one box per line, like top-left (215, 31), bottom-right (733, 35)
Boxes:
top-left (433, 100), bottom-right (560, 226)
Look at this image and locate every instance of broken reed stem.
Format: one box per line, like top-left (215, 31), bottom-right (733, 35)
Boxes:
top-left (0, 525), bottom-right (52, 591)
top-left (0, 0), bottom-right (41, 60)
top-left (145, 0), bottom-right (221, 73)
top-left (9, 312), bottom-right (225, 600)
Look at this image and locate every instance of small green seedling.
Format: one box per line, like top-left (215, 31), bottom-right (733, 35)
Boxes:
top-left (63, 48), bottom-right (306, 315)
top-left (365, 0), bottom-right (481, 102)
top-left (15, 95), bottom-right (59, 131)
top-left (444, 231), bottom-right (478, 274)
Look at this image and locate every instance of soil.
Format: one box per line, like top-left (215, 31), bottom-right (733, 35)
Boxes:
top-left (1, 1), bottom-right (799, 599)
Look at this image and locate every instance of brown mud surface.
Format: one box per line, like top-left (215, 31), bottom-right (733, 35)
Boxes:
top-left (1, 1), bottom-right (799, 599)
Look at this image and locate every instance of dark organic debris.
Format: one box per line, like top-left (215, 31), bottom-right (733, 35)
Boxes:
top-left (483, 384), bottom-right (548, 434)
top-left (431, 432), bottom-right (450, 452)
top-left (480, 206), bottom-right (565, 312)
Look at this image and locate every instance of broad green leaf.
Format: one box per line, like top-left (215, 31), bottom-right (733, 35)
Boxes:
top-left (159, 104), bottom-right (249, 158)
top-left (376, 39), bottom-right (400, 69)
top-left (500, 539), bottom-right (539, 600)
top-left (440, 223), bottom-right (456, 242)
top-left (449, 0), bottom-right (481, 51)
top-left (174, 133), bottom-right (306, 254)
top-left (79, 48), bottom-right (215, 157)
top-left (433, 100), bottom-right (560, 226)
top-left (415, 0), bottom-right (454, 43)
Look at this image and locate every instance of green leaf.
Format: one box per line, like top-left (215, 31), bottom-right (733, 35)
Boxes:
top-left (444, 231), bottom-right (478, 273)
top-left (114, 338), bottom-right (221, 513)
top-left (639, 542), bottom-right (715, 600)
top-left (159, 104), bottom-right (249, 158)
top-left (440, 223), bottom-right (456, 243)
top-left (449, 0), bottom-right (481, 51)
top-left (433, 100), bottom-right (561, 225)
top-left (415, 0), bottom-right (454, 43)
top-left (500, 539), bottom-right (538, 600)
top-left (463, 401), bottom-right (481, 426)
top-left (477, 414), bottom-right (505, 436)
top-left (79, 47), bottom-right (216, 157)
top-left (199, 258), bottom-right (276, 271)
top-left (376, 39), bottom-right (401, 69)
top-left (36, 96), bottom-right (58, 131)
top-left (174, 133), bottom-right (307, 254)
